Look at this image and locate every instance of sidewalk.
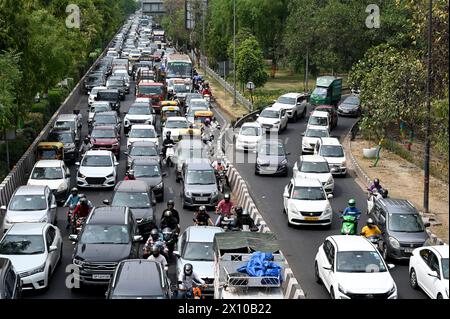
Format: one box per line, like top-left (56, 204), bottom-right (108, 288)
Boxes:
top-left (346, 136), bottom-right (448, 243)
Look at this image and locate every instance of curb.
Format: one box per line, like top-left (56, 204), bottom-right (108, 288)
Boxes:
top-left (345, 124), bottom-right (447, 246)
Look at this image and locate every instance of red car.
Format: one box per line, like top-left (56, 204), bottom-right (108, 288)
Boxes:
top-left (310, 105), bottom-right (338, 130)
top-left (136, 82), bottom-right (166, 113)
top-left (90, 125), bottom-right (121, 158)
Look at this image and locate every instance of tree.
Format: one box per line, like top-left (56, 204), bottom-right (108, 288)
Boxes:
top-left (0, 50), bottom-right (22, 131)
top-left (236, 37), bottom-right (267, 88)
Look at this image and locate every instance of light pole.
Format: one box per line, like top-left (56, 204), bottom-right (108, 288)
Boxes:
top-left (423, 0), bottom-right (432, 214)
top-left (233, 0), bottom-right (237, 107)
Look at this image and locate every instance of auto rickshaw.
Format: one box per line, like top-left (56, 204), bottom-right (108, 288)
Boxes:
top-left (160, 104), bottom-right (182, 126)
top-left (36, 142), bottom-right (64, 160)
top-left (178, 127), bottom-right (202, 142)
top-left (193, 110), bottom-right (214, 128)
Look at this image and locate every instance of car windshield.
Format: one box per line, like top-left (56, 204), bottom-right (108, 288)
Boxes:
top-left (442, 258), bottom-right (449, 280)
top-left (166, 120), bottom-right (188, 129)
top-left (48, 132), bottom-right (73, 144)
top-left (92, 128), bottom-right (116, 139)
top-left (309, 116), bottom-right (328, 126)
top-left (107, 80), bottom-right (123, 87)
top-left (130, 129), bottom-right (156, 138)
top-left (0, 235), bottom-right (45, 255)
top-left (130, 146), bottom-right (158, 156)
top-left (82, 155), bottom-right (112, 167)
top-left (183, 242), bottom-right (214, 261)
top-left (97, 92), bottom-right (119, 101)
top-left (9, 195), bottom-right (47, 211)
top-left (345, 96), bottom-right (360, 105)
top-left (139, 86), bottom-right (162, 95)
top-left (179, 148), bottom-right (206, 160)
top-left (163, 111), bottom-right (180, 118)
top-left (190, 101), bottom-right (208, 109)
top-left (320, 145), bottom-right (344, 157)
top-left (388, 213), bottom-right (425, 232)
top-left (258, 144), bottom-right (285, 156)
top-left (55, 120), bottom-right (75, 130)
top-left (174, 84), bottom-right (190, 92)
top-left (31, 167), bottom-right (63, 180)
top-left (80, 225), bottom-right (129, 244)
top-left (167, 62), bottom-right (192, 78)
top-left (277, 97), bottom-right (296, 105)
top-left (112, 192), bottom-right (150, 209)
top-left (94, 115), bottom-right (116, 124)
top-left (240, 127), bottom-right (261, 136)
top-left (260, 109), bottom-right (279, 118)
top-left (134, 164), bottom-right (161, 177)
top-left (336, 251), bottom-right (386, 273)
top-left (313, 87), bottom-right (327, 96)
top-left (306, 129), bottom-right (329, 138)
top-left (292, 186), bottom-right (326, 200)
top-left (186, 170), bottom-right (216, 185)
top-left (128, 107), bottom-right (151, 115)
top-left (91, 105), bottom-right (110, 113)
top-left (300, 161), bottom-right (329, 173)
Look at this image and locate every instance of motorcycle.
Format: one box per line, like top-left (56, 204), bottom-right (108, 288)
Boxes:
top-left (367, 188), bottom-right (388, 214)
top-left (165, 144), bottom-right (175, 167)
top-left (366, 235), bottom-right (382, 250)
top-left (218, 216), bottom-right (238, 231)
top-left (216, 169), bottom-right (228, 193)
top-left (340, 214), bottom-right (358, 235)
top-left (173, 281), bottom-right (206, 299)
top-left (162, 227), bottom-right (178, 257)
top-left (70, 215), bottom-right (86, 236)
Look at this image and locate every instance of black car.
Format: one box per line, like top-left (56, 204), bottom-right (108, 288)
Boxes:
top-left (105, 259), bottom-right (172, 299)
top-left (0, 257), bottom-right (22, 299)
top-left (84, 73), bottom-right (105, 94)
top-left (254, 139), bottom-right (290, 176)
top-left (70, 206), bottom-right (143, 287)
top-left (131, 158), bottom-right (165, 201)
top-left (106, 76), bottom-right (126, 101)
top-left (47, 128), bottom-right (78, 161)
top-left (108, 180), bottom-right (157, 238)
top-left (96, 89), bottom-right (121, 113)
top-left (337, 95), bottom-right (361, 117)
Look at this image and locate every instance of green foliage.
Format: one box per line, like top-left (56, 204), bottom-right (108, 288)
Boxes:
top-left (236, 37), bottom-right (268, 88)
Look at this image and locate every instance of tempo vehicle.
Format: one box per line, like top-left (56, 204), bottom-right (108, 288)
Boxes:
top-left (271, 93), bottom-right (309, 121)
top-left (310, 76), bottom-right (342, 106)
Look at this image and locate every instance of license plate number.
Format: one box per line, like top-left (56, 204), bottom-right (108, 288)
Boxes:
top-left (196, 197), bottom-right (208, 201)
top-left (304, 217), bottom-right (319, 221)
top-left (404, 248), bottom-right (414, 253)
top-left (92, 274), bottom-right (110, 280)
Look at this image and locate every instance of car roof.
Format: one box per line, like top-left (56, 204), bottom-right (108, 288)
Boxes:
top-left (241, 122), bottom-right (261, 128)
top-left (428, 245), bottom-right (449, 258)
top-left (166, 116), bottom-right (187, 121)
top-left (319, 137), bottom-right (341, 146)
top-left (88, 206), bottom-right (128, 225)
top-left (92, 125), bottom-right (116, 130)
top-left (139, 82), bottom-right (163, 86)
top-left (85, 150), bottom-right (113, 156)
top-left (34, 160), bottom-right (64, 168)
top-left (328, 235), bottom-right (375, 252)
top-left (311, 110), bottom-right (329, 117)
top-left (15, 185), bottom-right (48, 195)
top-left (378, 198), bottom-right (417, 214)
top-left (94, 111), bottom-right (117, 117)
top-left (98, 89), bottom-right (119, 93)
top-left (299, 155), bottom-right (328, 163)
top-left (114, 180), bottom-right (150, 192)
top-left (280, 92), bottom-right (303, 98)
top-left (306, 125), bottom-right (329, 131)
top-left (292, 176), bottom-right (323, 187)
top-left (6, 222), bottom-right (48, 235)
top-left (190, 99), bottom-right (207, 103)
top-left (56, 114), bottom-right (77, 121)
top-left (130, 140), bottom-right (157, 147)
top-left (261, 107), bottom-right (280, 112)
top-left (92, 101), bottom-right (111, 106)
top-left (113, 260), bottom-right (164, 296)
top-left (132, 158), bottom-right (160, 166)
top-left (130, 124), bottom-right (155, 130)
top-left (186, 161), bottom-right (213, 170)
top-left (185, 226), bottom-right (224, 242)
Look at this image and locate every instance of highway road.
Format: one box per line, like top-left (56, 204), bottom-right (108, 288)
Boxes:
top-left (229, 102), bottom-right (427, 299)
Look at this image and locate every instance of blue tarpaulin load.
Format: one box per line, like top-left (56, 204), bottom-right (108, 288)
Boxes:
top-left (237, 251), bottom-right (282, 283)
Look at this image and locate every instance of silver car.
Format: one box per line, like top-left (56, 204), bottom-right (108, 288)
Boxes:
top-left (0, 185), bottom-right (57, 234)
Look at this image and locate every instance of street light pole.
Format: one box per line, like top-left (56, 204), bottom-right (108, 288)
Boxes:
top-left (233, 0), bottom-right (237, 107)
top-left (423, 0), bottom-right (432, 214)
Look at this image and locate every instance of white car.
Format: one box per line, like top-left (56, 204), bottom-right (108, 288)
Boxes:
top-left (301, 125), bottom-right (330, 154)
top-left (314, 137), bottom-right (346, 176)
top-left (315, 235), bottom-right (398, 299)
top-left (409, 245), bottom-right (449, 299)
top-left (256, 107), bottom-right (288, 133)
top-left (123, 103), bottom-right (155, 134)
top-left (293, 155), bottom-right (334, 194)
top-left (162, 117), bottom-right (190, 141)
top-left (88, 101), bottom-right (112, 124)
top-left (106, 50), bottom-right (119, 58)
top-left (235, 122), bottom-right (264, 152)
top-left (88, 86), bottom-right (107, 106)
top-left (272, 93), bottom-right (309, 121)
top-left (76, 150), bottom-right (119, 188)
top-left (0, 223), bottom-right (63, 290)
top-left (127, 124), bottom-right (159, 148)
top-left (128, 49), bottom-right (141, 61)
top-left (283, 177), bottom-right (333, 227)
top-left (27, 160), bottom-right (71, 205)
top-left (308, 110), bottom-right (330, 132)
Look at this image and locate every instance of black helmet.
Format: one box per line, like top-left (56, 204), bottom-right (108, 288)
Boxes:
top-left (151, 245), bottom-right (160, 256)
top-left (80, 198), bottom-right (88, 205)
top-left (199, 205), bottom-right (206, 213)
top-left (164, 210), bottom-right (172, 218)
top-left (224, 193), bottom-right (230, 201)
top-left (167, 200), bottom-right (175, 207)
top-left (150, 228), bottom-right (159, 240)
top-left (71, 187), bottom-right (78, 195)
top-left (84, 136), bottom-right (90, 143)
top-left (166, 131), bottom-right (171, 137)
top-left (184, 263), bottom-right (193, 276)
top-left (234, 206), bottom-right (243, 216)
top-left (373, 178), bottom-right (380, 186)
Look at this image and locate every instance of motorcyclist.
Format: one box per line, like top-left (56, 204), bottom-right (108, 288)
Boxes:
top-left (124, 170), bottom-right (136, 181)
top-left (161, 131), bottom-right (175, 159)
top-left (194, 206), bottom-right (213, 226)
top-left (215, 193), bottom-right (234, 226)
top-left (167, 88), bottom-right (175, 100)
top-left (147, 245), bottom-right (168, 272)
top-left (201, 81), bottom-right (211, 96)
top-left (212, 158), bottom-right (226, 173)
top-left (235, 209), bottom-right (258, 231)
top-left (360, 218), bottom-right (382, 238)
top-left (143, 228), bottom-right (168, 258)
top-left (342, 198), bottom-right (362, 231)
top-left (160, 200), bottom-right (180, 224)
top-left (178, 263), bottom-right (206, 298)
top-left (71, 198), bottom-right (92, 233)
top-left (64, 188), bottom-right (80, 229)
top-left (79, 193), bottom-right (93, 210)
top-left (79, 137), bottom-right (92, 156)
top-left (368, 178), bottom-right (388, 198)
top-left (160, 210), bottom-right (180, 234)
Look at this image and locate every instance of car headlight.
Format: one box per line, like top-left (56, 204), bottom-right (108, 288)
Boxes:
top-left (106, 173), bottom-right (114, 178)
top-left (341, 160), bottom-right (346, 168)
top-left (185, 192), bottom-right (192, 197)
top-left (211, 190), bottom-right (218, 197)
top-left (289, 205), bottom-right (299, 215)
top-left (273, 121), bottom-right (280, 125)
top-left (389, 236), bottom-right (400, 249)
top-left (39, 215), bottom-right (48, 223)
top-left (257, 158), bottom-right (264, 165)
top-left (57, 183), bottom-right (68, 193)
top-left (338, 284), bottom-right (348, 295)
top-left (302, 140), bottom-right (309, 147)
top-left (22, 264), bottom-right (46, 277)
top-left (73, 258), bottom-right (85, 267)
top-left (325, 205), bottom-right (333, 215)
top-left (154, 182), bottom-right (163, 189)
top-left (78, 172), bottom-right (86, 179)
top-left (388, 284), bottom-right (397, 296)
top-left (326, 176), bottom-right (334, 185)
top-left (4, 216), bottom-right (12, 224)
top-left (280, 159), bottom-right (288, 165)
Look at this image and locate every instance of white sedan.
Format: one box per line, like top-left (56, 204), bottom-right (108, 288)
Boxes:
top-left (235, 122), bottom-right (264, 152)
top-left (256, 107), bottom-right (288, 133)
top-left (0, 223), bottom-right (63, 290)
top-left (76, 150), bottom-right (119, 188)
top-left (127, 124), bottom-right (159, 148)
top-left (293, 155), bottom-right (334, 194)
top-left (409, 245), bottom-right (449, 299)
top-left (315, 235), bottom-right (397, 299)
top-left (162, 117), bottom-right (189, 141)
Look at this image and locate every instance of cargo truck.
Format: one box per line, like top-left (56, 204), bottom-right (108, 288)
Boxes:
top-left (310, 76), bottom-right (342, 106)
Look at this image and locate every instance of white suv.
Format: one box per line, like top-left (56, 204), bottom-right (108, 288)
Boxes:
top-left (272, 93), bottom-right (309, 122)
top-left (302, 125), bottom-right (330, 154)
top-left (256, 107), bottom-right (288, 133)
top-left (293, 155), bottom-right (334, 194)
top-left (315, 235), bottom-right (397, 299)
top-left (283, 177), bottom-right (333, 227)
top-left (308, 110), bottom-right (330, 132)
top-left (314, 137), bottom-right (346, 176)
top-left (127, 124), bottom-right (159, 148)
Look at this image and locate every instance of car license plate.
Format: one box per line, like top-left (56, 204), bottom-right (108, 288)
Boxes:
top-left (92, 274), bottom-right (110, 280)
top-left (304, 217), bottom-right (319, 221)
top-left (196, 197), bottom-right (208, 201)
top-left (404, 248), bottom-right (414, 253)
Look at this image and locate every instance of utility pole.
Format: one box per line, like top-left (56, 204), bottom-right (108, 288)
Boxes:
top-left (202, 0), bottom-right (206, 63)
top-left (305, 47), bottom-right (309, 92)
top-left (423, 0), bottom-right (432, 214)
top-left (233, 0), bottom-right (237, 107)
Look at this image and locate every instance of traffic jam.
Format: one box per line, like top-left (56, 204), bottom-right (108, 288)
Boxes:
top-left (0, 12), bottom-right (448, 301)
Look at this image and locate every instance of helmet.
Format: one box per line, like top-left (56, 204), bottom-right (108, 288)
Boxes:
top-left (167, 200), bottom-right (175, 208)
top-left (373, 178), bottom-right (380, 186)
top-left (224, 193), bottom-right (230, 202)
top-left (84, 136), bottom-right (90, 143)
top-left (184, 263), bottom-right (193, 276)
top-left (151, 245), bottom-right (160, 256)
top-left (348, 198), bottom-right (356, 208)
top-left (166, 131), bottom-right (171, 137)
top-left (205, 118), bottom-right (211, 124)
top-left (71, 187), bottom-right (78, 195)
top-left (80, 198), bottom-right (88, 205)
top-left (162, 227), bottom-right (172, 241)
top-left (164, 210), bottom-right (172, 218)
top-left (128, 170), bottom-right (135, 176)
top-left (198, 205), bottom-right (206, 213)
top-left (367, 218), bottom-right (375, 225)
top-left (234, 206), bottom-right (243, 216)
top-left (79, 193), bottom-right (86, 199)
top-left (150, 228), bottom-right (159, 240)
top-left (241, 209), bottom-right (249, 216)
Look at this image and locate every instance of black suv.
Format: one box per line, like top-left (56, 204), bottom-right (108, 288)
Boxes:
top-left (370, 198), bottom-right (430, 261)
top-left (0, 257), bottom-right (22, 299)
top-left (96, 89), bottom-right (121, 114)
top-left (106, 76), bottom-right (126, 101)
top-left (70, 206), bottom-right (143, 287)
top-left (84, 72), bottom-right (105, 94)
top-left (105, 259), bottom-right (172, 299)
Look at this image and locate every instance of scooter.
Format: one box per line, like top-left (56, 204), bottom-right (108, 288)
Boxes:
top-left (70, 215), bottom-right (86, 236)
top-left (165, 144), bottom-right (175, 167)
top-left (340, 215), bottom-right (358, 235)
top-left (367, 235), bottom-right (382, 250)
top-left (366, 188), bottom-right (388, 214)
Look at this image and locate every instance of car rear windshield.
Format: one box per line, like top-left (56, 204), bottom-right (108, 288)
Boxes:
top-left (336, 251), bottom-right (386, 273)
top-left (292, 186), bottom-right (326, 200)
top-left (91, 105), bottom-right (111, 113)
top-left (82, 155), bottom-right (112, 167)
top-left (55, 120), bottom-right (75, 131)
top-left (107, 80), bottom-right (124, 87)
top-left (48, 132), bottom-right (74, 144)
top-left (166, 120), bottom-right (188, 129)
top-left (344, 96), bottom-right (360, 105)
top-left (186, 170), bottom-right (216, 185)
top-left (130, 129), bottom-right (156, 138)
top-left (9, 195), bottom-right (47, 211)
top-left (138, 85), bottom-right (162, 95)
top-left (240, 127), bottom-right (261, 136)
top-left (258, 144), bottom-right (285, 156)
top-left (92, 128), bottom-right (116, 139)
top-left (320, 145), bottom-right (344, 157)
top-left (309, 116), bottom-right (328, 126)
top-left (388, 213), bottom-right (425, 232)
top-left (130, 146), bottom-right (158, 156)
top-left (134, 164), bottom-right (161, 177)
top-left (128, 107), bottom-right (151, 115)
top-left (306, 129), bottom-right (329, 138)
top-left (300, 161), bottom-right (329, 173)
top-left (112, 192), bottom-right (150, 209)
top-left (0, 235), bottom-right (45, 255)
top-left (80, 225), bottom-right (129, 244)
top-left (94, 115), bottom-right (116, 124)
top-left (183, 242), bottom-right (214, 261)
top-left (277, 97), bottom-right (296, 105)
top-left (97, 92), bottom-right (119, 101)
top-left (31, 167), bottom-right (63, 180)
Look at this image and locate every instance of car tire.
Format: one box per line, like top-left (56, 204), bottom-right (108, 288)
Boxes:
top-left (437, 293), bottom-right (443, 299)
top-left (314, 262), bottom-right (322, 284)
top-left (330, 287), bottom-right (335, 299)
top-left (409, 268), bottom-right (419, 290)
top-left (382, 243), bottom-right (390, 261)
top-left (57, 246), bottom-right (63, 266)
top-left (44, 267), bottom-right (51, 292)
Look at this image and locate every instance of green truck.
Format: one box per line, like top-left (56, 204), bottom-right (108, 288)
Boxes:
top-left (310, 76), bottom-right (342, 106)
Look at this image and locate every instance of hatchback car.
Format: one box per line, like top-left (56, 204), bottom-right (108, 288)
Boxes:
top-left (125, 141), bottom-right (160, 169)
top-left (301, 125), bottom-right (330, 154)
top-left (90, 125), bottom-right (121, 158)
top-left (337, 95), bottom-right (361, 117)
top-left (127, 124), bottom-right (159, 148)
top-left (0, 223), bottom-right (63, 290)
top-left (131, 158), bottom-right (165, 201)
top-left (106, 259), bottom-right (172, 299)
top-left (369, 198), bottom-right (430, 261)
top-left (256, 107), bottom-right (288, 133)
top-left (76, 150), bottom-right (119, 189)
top-left (293, 155), bottom-right (334, 194)
top-left (272, 93), bottom-right (309, 122)
top-left (409, 245), bottom-right (449, 299)
top-left (254, 140), bottom-right (290, 176)
top-left (0, 186), bottom-right (57, 234)
top-left (88, 101), bottom-right (112, 124)
top-left (0, 257), bottom-right (22, 299)
top-left (315, 235), bottom-right (397, 299)
top-left (27, 160), bottom-right (71, 205)
top-left (312, 105), bottom-right (338, 130)
top-left (283, 177), bottom-right (333, 227)
top-left (182, 161), bottom-right (219, 209)
top-left (314, 137), bottom-right (346, 176)
top-left (235, 122), bottom-right (264, 152)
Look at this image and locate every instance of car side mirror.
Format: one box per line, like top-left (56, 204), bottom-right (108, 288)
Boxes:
top-left (173, 250), bottom-right (180, 257)
top-left (323, 266), bottom-right (332, 271)
top-left (327, 194), bottom-right (334, 199)
top-left (75, 162), bottom-right (80, 166)
top-left (103, 200), bottom-right (110, 205)
top-left (428, 271), bottom-right (439, 279)
top-left (330, 167), bottom-right (337, 173)
top-left (1, 205), bottom-right (7, 211)
top-left (283, 190), bottom-right (289, 198)
top-left (114, 162), bottom-right (119, 166)
top-left (424, 222), bottom-right (431, 228)
top-left (133, 235), bottom-right (144, 242)
top-left (388, 264), bottom-right (395, 270)
top-left (69, 234), bottom-right (78, 242)
top-left (162, 172), bottom-right (168, 177)
top-left (49, 245), bottom-right (58, 252)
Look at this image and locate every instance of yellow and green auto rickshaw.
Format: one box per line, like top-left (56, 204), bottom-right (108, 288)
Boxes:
top-left (193, 110), bottom-right (214, 128)
top-left (160, 105), bottom-right (182, 126)
top-left (36, 142), bottom-right (64, 161)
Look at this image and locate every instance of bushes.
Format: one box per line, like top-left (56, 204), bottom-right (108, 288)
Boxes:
top-left (0, 138), bottom-right (30, 180)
